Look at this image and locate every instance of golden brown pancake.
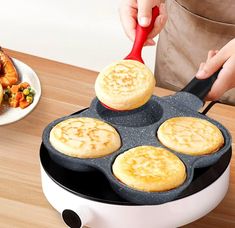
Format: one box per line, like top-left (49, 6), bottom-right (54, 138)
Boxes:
top-left (95, 60), bottom-right (155, 110)
top-left (49, 117), bottom-right (121, 158)
top-left (157, 117), bottom-right (224, 156)
top-left (112, 146), bottom-right (186, 192)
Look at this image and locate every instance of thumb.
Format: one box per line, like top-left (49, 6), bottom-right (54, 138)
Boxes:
top-left (196, 50), bottom-right (226, 79)
top-left (137, 0), bottom-right (154, 27)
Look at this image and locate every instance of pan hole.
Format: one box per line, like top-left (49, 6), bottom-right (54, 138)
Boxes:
top-left (96, 99), bottom-right (163, 127)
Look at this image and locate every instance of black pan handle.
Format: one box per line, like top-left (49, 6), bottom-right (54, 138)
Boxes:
top-left (181, 68), bottom-right (222, 100)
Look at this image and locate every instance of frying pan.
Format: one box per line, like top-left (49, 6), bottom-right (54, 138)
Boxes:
top-left (42, 67), bottom-right (232, 205)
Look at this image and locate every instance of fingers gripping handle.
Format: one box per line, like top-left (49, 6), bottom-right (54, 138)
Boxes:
top-left (181, 68), bottom-right (221, 100)
top-left (125, 6), bottom-right (160, 63)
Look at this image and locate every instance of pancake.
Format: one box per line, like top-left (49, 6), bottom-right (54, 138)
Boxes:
top-left (49, 117), bottom-right (121, 158)
top-left (112, 146), bottom-right (186, 192)
top-left (95, 60), bottom-right (155, 110)
top-left (157, 117), bottom-right (224, 156)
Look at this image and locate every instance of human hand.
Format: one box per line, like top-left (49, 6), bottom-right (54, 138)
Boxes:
top-left (196, 38), bottom-right (235, 100)
top-left (119, 0), bottom-right (167, 46)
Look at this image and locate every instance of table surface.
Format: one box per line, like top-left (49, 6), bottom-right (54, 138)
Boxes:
top-left (0, 50), bottom-right (234, 228)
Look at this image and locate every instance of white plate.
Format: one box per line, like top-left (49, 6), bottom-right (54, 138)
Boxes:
top-left (0, 58), bottom-right (41, 126)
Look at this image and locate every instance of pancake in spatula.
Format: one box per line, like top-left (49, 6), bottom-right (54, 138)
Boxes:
top-left (95, 7), bottom-right (159, 111)
top-left (95, 60), bottom-right (155, 110)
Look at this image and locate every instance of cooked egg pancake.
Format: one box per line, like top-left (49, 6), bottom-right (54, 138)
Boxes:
top-left (157, 117), bottom-right (224, 156)
top-left (112, 146), bottom-right (186, 192)
top-left (49, 117), bottom-right (121, 158)
top-left (95, 60), bottom-right (155, 110)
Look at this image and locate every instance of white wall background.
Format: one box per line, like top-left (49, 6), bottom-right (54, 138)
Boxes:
top-left (0, 0), bottom-right (157, 72)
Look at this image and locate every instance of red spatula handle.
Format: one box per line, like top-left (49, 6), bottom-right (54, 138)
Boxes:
top-left (125, 6), bottom-right (160, 63)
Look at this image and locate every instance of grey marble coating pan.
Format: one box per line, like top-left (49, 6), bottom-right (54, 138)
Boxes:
top-left (42, 92), bottom-right (232, 205)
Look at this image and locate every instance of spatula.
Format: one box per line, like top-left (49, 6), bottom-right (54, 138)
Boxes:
top-left (101, 6), bottom-right (160, 111)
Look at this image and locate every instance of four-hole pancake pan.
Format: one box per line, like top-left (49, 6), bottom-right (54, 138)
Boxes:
top-left (40, 106), bottom-right (232, 228)
top-left (41, 68), bottom-right (232, 205)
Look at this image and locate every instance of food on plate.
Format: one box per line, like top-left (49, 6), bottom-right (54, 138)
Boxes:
top-left (112, 146), bottom-right (186, 192)
top-left (49, 117), bottom-right (121, 158)
top-left (95, 60), bottom-right (155, 110)
top-left (0, 83), bottom-right (3, 104)
top-left (157, 117), bottom-right (224, 156)
top-left (0, 48), bottom-right (34, 110)
top-left (0, 47), bottom-right (19, 88)
top-left (3, 82), bottom-right (35, 109)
